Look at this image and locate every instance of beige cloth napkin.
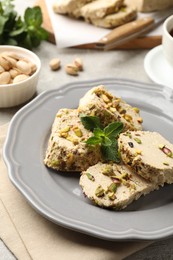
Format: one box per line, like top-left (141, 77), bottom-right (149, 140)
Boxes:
top-left (0, 124), bottom-right (152, 260)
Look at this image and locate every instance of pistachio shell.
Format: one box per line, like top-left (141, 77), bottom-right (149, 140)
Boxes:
top-left (0, 55), bottom-right (12, 70)
top-left (65, 64), bottom-right (78, 76)
top-left (16, 60), bottom-right (32, 75)
top-left (0, 71), bottom-right (11, 85)
top-left (13, 74), bottom-right (29, 83)
top-left (49, 58), bottom-right (61, 71)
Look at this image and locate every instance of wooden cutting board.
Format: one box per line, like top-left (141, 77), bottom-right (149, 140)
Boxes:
top-left (36, 0), bottom-right (162, 49)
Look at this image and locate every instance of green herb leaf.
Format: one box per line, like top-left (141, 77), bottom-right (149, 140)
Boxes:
top-left (101, 136), bottom-right (112, 147)
top-left (0, 1), bottom-right (48, 49)
top-left (85, 136), bottom-right (102, 145)
top-left (104, 122), bottom-right (123, 139)
top-left (24, 6), bottom-right (42, 27)
top-left (80, 114), bottom-right (102, 131)
top-left (101, 140), bottom-right (121, 163)
top-left (93, 128), bottom-right (105, 138)
top-left (81, 114), bottom-right (123, 163)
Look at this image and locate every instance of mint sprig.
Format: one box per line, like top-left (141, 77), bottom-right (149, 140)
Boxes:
top-left (0, 1), bottom-right (48, 49)
top-left (80, 115), bottom-right (123, 162)
top-left (80, 114), bottom-right (102, 131)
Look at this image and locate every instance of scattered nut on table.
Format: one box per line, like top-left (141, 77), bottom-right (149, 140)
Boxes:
top-left (49, 58), bottom-right (61, 71)
top-left (65, 58), bottom-right (83, 76)
top-left (74, 58), bottom-right (83, 71)
top-left (0, 51), bottom-right (37, 85)
top-left (65, 63), bottom-right (79, 76)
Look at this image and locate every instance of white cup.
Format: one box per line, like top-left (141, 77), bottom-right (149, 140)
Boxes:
top-left (162, 15), bottom-right (173, 68)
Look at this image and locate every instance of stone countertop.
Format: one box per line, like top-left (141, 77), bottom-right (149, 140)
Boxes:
top-left (1, 1), bottom-right (173, 259)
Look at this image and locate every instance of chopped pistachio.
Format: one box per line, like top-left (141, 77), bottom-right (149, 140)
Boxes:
top-left (130, 183), bottom-right (136, 190)
top-left (119, 108), bottom-right (126, 114)
top-left (74, 128), bottom-right (83, 137)
top-left (135, 149), bottom-right (142, 155)
top-left (101, 94), bottom-right (110, 103)
top-left (59, 132), bottom-right (68, 138)
top-left (121, 172), bottom-right (129, 180)
top-left (51, 160), bottom-right (59, 167)
top-left (60, 126), bottom-right (70, 133)
top-left (109, 107), bottom-right (116, 113)
top-left (56, 113), bottom-right (62, 118)
top-left (102, 165), bottom-right (114, 177)
top-left (67, 153), bottom-right (74, 164)
top-left (137, 117), bottom-right (143, 123)
top-left (66, 136), bottom-right (79, 144)
top-left (90, 111), bottom-right (95, 116)
top-left (86, 172), bottom-right (95, 181)
top-left (124, 114), bottom-right (132, 122)
top-left (107, 183), bottom-right (117, 193)
top-left (158, 144), bottom-right (165, 149)
top-left (159, 145), bottom-right (173, 158)
top-left (108, 192), bottom-right (116, 200)
top-left (134, 138), bottom-right (142, 144)
top-left (133, 107), bottom-right (140, 113)
top-left (95, 185), bottom-right (105, 197)
top-left (126, 132), bottom-right (132, 138)
top-left (163, 162), bottom-right (169, 166)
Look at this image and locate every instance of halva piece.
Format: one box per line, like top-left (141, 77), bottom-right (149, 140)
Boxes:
top-left (53, 0), bottom-right (94, 18)
top-left (80, 162), bottom-right (157, 209)
top-left (80, 0), bottom-right (124, 19)
top-left (44, 108), bottom-right (102, 172)
top-left (118, 131), bottom-right (173, 185)
top-left (78, 85), bottom-right (142, 131)
top-left (85, 5), bottom-right (137, 28)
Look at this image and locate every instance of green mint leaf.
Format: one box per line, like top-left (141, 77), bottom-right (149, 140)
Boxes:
top-left (104, 122), bottom-right (123, 139)
top-left (101, 140), bottom-right (121, 163)
top-left (9, 26), bottom-right (25, 37)
top-left (101, 136), bottom-right (112, 147)
top-left (36, 27), bottom-right (49, 40)
top-left (80, 114), bottom-right (102, 131)
top-left (93, 128), bottom-right (105, 138)
top-left (24, 6), bottom-right (42, 27)
top-left (85, 136), bottom-right (102, 145)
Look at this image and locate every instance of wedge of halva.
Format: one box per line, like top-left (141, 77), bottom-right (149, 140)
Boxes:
top-left (78, 85), bottom-right (142, 131)
top-left (80, 0), bottom-right (124, 19)
top-left (44, 109), bottom-right (102, 172)
top-left (80, 162), bottom-right (157, 209)
top-left (85, 5), bottom-right (137, 28)
top-left (118, 131), bottom-right (173, 185)
top-left (53, 0), bottom-right (94, 18)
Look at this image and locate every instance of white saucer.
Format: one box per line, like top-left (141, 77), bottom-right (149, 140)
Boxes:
top-left (144, 45), bottom-right (173, 89)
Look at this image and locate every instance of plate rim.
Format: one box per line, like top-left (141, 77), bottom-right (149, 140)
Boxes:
top-left (3, 77), bottom-right (173, 241)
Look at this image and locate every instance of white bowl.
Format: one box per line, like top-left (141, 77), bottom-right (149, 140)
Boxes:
top-left (0, 45), bottom-right (41, 108)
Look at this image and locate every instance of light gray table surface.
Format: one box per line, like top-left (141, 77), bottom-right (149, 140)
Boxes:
top-left (1, 1), bottom-right (173, 260)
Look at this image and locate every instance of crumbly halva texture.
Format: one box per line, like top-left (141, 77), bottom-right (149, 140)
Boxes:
top-left (118, 131), bottom-right (173, 185)
top-left (80, 0), bottom-right (124, 19)
top-left (80, 162), bottom-right (157, 209)
top-left (53, 0), bottom-right (137, 29)
top-left (78, 85), bottom-right (142, 131)
top-left (53, 0), bottom-right (94, 18)
top-left (85, 5), bottom-right (137, 28)
top-left (125, 0), bottom-right (173, 12)
top-left (44, 108), bottom-right (102, 172)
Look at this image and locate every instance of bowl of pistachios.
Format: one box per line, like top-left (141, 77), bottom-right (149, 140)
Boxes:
top-left (0, 45), bottom-right (41, 108)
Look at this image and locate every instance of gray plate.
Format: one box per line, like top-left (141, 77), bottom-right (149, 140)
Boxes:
top-left (3, 78), bottom-right (173, 241)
